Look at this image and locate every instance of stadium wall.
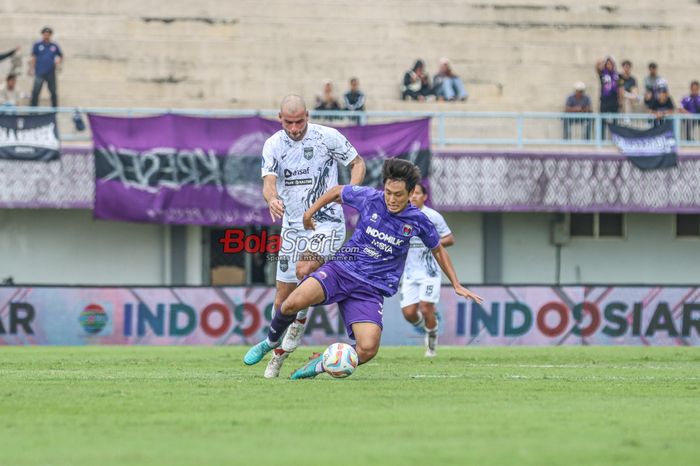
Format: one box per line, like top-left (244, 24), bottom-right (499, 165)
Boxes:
top-left (2, 1), bottom-right (699, 111)
top-left (0, 209), bottom-right (168, 285)
top-left (2, 210), bottom-right (699, 286)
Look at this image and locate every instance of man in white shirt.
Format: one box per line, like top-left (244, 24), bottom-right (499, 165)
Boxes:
top-left (0, 74), bottom-right (25, 106)
top-left (400, 183), bottom-right (454, 357)
top-left (259, 94), bottom-right (366, 377)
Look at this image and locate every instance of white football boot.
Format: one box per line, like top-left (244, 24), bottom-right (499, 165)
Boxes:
top-left (280, 319), bottom-right (307, 352)
top-left (264, 348), bottom-right (290, 378)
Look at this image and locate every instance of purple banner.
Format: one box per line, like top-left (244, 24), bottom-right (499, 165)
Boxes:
top-left (90, 115), bottom-right (430, 225)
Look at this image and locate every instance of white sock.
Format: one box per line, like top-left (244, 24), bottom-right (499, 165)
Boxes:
top-left (295, 309), bottom-right (308, 322)
top-left (425, 323), bottom-right (438, 335)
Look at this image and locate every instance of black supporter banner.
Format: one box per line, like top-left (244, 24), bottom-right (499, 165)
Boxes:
top-left (0, 113), bottom-right (60, 161)
top-left (609, 121), bottom-right (677, 170)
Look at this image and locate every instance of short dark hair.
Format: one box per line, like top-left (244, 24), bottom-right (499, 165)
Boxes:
top-left (622, 60), bottom-right (632, 67)
top-left (6, 73), bottom-right (16, 81)
top-left (414, 183), bottom-right (427, 195)
top-left (691, 81), bottom-right (700, 87)
top-left (648, 62), bottom-right (657, 69)
top-left (41, 26), bottom-right (53, 34)
top-left (382, 159), bottom-right (421, 193)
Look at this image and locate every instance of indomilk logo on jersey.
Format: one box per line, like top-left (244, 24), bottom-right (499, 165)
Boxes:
top-left (365, 226), bottom-right (405, 246)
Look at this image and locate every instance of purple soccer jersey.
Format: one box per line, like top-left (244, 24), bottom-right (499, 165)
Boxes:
top-left (681, 95), bottom-right (700, 114)
top-left (334, 185), bottom-right (440, 297)
top-left (600, 69), bottom-right (619, 98)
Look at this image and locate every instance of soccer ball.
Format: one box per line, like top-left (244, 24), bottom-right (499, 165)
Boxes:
top-left (322, 343), bottom-right (359, 378)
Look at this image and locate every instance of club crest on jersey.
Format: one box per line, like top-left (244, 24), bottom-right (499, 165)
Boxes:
top-left (303, 147), bottom-right (314, 160)
top-left (370, 213), bottom-right (379, 222)
top-left (402, 224), bottom-right (413, 236)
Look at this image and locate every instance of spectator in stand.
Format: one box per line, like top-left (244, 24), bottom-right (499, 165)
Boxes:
top-left (647, 80), bottom-right (674, 127)
top-left (433, 57), bottom-right (468, 102)
top-left (402, 59), bottom-right (433, 101)
top-left (0, 74), bottom-right (26, 106)
top-left (343, 77), bottom-right (365, 125)
top-left (644, 62), bottom-right (662, 109)
top-left (679, 80), bottom-right (700, 140)
top-left (618, 60), bottom-right (639, 114)
top-left (343, 77), bottom-right (365, 111)
top-left (314, 80), bottom-right (341, 122)
top-left (315, 80), bottom-right (341, 111)
top-left (563, 82), bottom-right (592, 140)
top-left (0, 46), bottom-right (20, 65)
top-left (30, 26), bottom-right (62, 107)
top-left (596, 56), bottom-right (619, 139)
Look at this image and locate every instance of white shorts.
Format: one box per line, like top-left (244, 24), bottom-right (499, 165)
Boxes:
top-left (276, 223), bottom-right (346, 283)
top-left (400, 277), bottom-right (442, 307)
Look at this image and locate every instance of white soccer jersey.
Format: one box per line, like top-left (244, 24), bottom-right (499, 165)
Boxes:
top-left (403, 205), bottom-right (452, 281)
top-left (261, 123), bottom-right (359, 228)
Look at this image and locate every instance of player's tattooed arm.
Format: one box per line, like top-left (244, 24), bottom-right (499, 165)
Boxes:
top-left (431, 244), bottom-right (483, 304)
top-left (348, 155), bottom-right (366, 186)
top-left (302, 185), bottom-right (344, 230)
top-left (263, 175), bottom-right (284, 222)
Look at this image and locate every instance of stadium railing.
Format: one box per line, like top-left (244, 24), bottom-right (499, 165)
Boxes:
top-left (2, 106), bottom-right (700, 149)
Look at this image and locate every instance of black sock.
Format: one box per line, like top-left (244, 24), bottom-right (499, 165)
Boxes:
top-left (267, 308), bottom-right (296, 344)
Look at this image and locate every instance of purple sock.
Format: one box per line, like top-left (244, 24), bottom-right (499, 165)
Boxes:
top-left (267, 307), bottom-right (296, 343)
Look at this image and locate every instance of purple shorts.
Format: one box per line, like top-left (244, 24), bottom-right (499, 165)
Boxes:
top-left (308, 261), bottom-right (384, 340)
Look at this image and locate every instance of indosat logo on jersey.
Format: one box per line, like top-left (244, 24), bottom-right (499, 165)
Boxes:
top-left (283, 167), bottom-right (312, 186)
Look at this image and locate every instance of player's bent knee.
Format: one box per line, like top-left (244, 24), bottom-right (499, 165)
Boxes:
top-left (295, 261), bottom-right (318, 281)
top-left (355, 341), bottom-right (380, 363)
top-left (280, 298), bottom-right (302, 316)
top-left (419, 302), bottom-right (436, 316)
top-left (402, 306), bottom-right (419, 320)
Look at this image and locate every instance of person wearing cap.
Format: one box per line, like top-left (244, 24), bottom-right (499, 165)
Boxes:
top-left (29, 26), bottom-right (62, 107)
top-left (433, 58), bottom-right (468, 102)
top-left (679, 80), bottom-right (700, 140)
top-left (402, 59), bottom-right (433, 101)
top-left (647, 81), bottom-right (675, 127)
top-left (563, 82), bottom-right (592, 140)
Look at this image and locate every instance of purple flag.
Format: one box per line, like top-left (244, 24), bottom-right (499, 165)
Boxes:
top-left (90, 114), bottom-right (430, 226)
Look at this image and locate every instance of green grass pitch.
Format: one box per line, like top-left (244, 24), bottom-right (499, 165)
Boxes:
top-left (0, 346), bottom-right (698, 466)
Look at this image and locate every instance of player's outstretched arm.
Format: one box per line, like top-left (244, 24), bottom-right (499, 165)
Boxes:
top-left (302, 185), bottom-right (344, 230)
top-left (348, 155), bottom-right (366, 185)
top-left (431, 244), bottom-right (483, 304)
